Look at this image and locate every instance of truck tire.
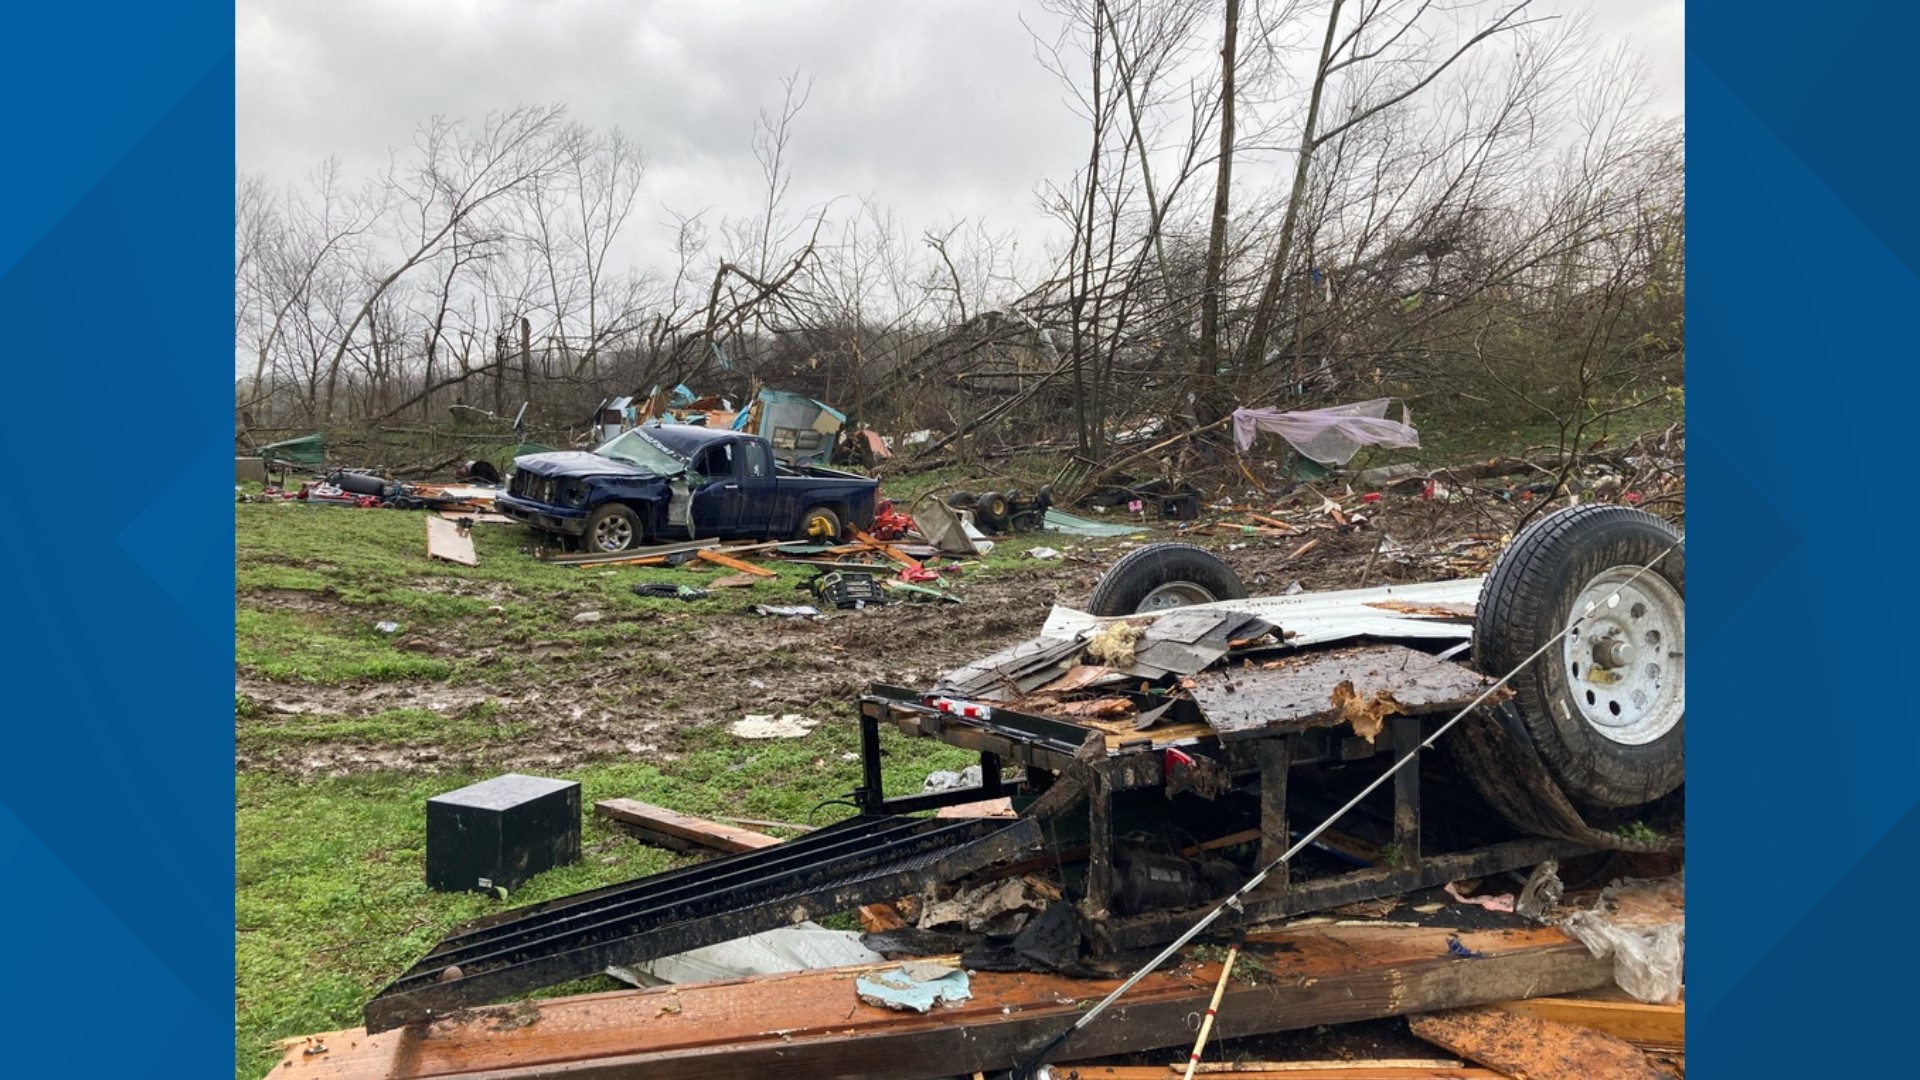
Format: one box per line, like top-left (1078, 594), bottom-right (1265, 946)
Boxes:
top-left (796, 505), bottom-right (842, 543)
top-left (582, 504), bottom-right (643, 553)
top-left (1473, 505), bottom-right (1685, 809)
top-left (1088, 543), bottom-right (1250, 616)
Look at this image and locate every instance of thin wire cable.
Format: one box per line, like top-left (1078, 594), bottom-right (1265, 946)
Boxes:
top-left (1016, 535), bottom-right (1684, 1076)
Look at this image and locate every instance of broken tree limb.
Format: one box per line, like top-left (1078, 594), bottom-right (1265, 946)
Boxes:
top-left (1073, 415), bottom-right (1235, 496)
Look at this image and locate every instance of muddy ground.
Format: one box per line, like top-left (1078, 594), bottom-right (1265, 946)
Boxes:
top-left (236, 480), bottom-right (1669, 778)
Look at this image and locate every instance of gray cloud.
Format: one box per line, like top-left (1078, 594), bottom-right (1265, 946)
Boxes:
top-left (239, 0), bottom-right (1681, 277)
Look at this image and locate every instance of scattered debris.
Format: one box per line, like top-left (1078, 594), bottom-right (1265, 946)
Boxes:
top-left (1446, 880), bottom-right (1518, 913)
top-left (1515, 860), bottom-right (1565, 921)
top-left (613, 923), bottom-right (885, 986)
top-left (752, 603), bottom-right (822, 619)
top-left (425, 516), bottom-right (480, 566)
top-left (571, 610), bottom-right (604, 624)
top-left (855, 962), bottom-right (972, 1012)
top-left (1562, 879), bottom-right (1685, 1003)
top-left (374, 620), bottom-right (401, 635)
top-left (728, 714), bottom-right (818, 740)
top-left (631, 582), bottom-right (709, 601)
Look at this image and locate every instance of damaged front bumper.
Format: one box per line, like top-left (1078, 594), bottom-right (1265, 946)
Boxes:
top-left (495, 492), bottom-right (588, 535)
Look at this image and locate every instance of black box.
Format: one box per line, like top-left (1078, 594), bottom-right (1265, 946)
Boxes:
top-left (426, 773), bottom-right (581, 894)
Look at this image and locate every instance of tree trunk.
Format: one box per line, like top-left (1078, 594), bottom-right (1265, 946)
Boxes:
top-left (1242, 0), bottom-right (1344, 380)
top-left (1195, 0), bottom-right (1240, 425)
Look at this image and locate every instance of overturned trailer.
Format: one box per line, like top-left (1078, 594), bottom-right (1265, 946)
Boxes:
top-left (364, 505), bottom-right (1683, 1035)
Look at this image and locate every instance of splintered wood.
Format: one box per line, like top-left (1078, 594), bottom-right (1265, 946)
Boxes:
top-left (1409, 1006), bottom-right (1677, 1080)
top-left (1190, 644), bottom-right (1502, 742)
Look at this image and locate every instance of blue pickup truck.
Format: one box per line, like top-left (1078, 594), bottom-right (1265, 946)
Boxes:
top-left (497, 424), bottom-right (881, 553)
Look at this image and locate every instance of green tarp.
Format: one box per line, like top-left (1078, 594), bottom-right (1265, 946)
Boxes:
top-left (258, 433), bottom-right (324, 465)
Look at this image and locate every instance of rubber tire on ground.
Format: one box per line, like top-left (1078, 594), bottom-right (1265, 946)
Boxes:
top-left (796, 505), bottom-right (842, 543)
top-left (1473, 504), bottom-right (1685, 810)
top-left (581, 504), bottom-right (644, 553)
top-left (946, 490), bottom-right (977, 509)
top-left (1087, 542), bottom-right (1251, 616)
top-left (977, 491), bottom-right (1011, 532)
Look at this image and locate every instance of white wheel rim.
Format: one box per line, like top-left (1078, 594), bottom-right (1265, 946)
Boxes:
top-left (1139, 582), bottom-right (1217, 611)
top-left (1563, 567), bottom-right (1685, 745)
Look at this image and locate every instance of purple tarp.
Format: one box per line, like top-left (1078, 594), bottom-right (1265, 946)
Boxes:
top-left (1231, 398), bottom-right (1419, 465)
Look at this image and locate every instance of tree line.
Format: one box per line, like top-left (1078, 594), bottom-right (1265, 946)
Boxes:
top-left (236, 0), bottom-right (1682, 478)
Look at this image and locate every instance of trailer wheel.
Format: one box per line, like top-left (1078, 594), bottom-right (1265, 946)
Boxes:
top-left (796, 505), bottom-right (842, 543)
top-left (1474, 505), bottom-right (1685, 809)
top-left (1088, 543), bottom-right (1250, 616)
top-left (583, 504), bottom-right (643, 553)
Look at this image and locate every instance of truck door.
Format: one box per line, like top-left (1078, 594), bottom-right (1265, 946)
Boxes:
top-left (687, 441), bottom-right (742, 538)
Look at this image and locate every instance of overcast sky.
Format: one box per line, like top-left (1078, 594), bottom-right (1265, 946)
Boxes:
top-left (237, 0), bottom-right (1682, 278)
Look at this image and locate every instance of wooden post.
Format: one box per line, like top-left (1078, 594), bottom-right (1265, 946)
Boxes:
top-left (1390, 716), bottom-right (1422, 870)
top-left (1258, 737), bottom-right (1292, 895)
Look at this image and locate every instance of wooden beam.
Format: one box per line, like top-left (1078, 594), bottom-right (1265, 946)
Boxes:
top-left (1067, 1066), bottom-right (1500, 1079)
top-left (1488, 995), bottom-right (1684, 1051)
top-left (1408, 1007), bottom-right (1672, 1080)
top-left (271, 922), bottom-right (1613, 1079)
top-left (851, 528), bottom-right (923, 569)
top-left (694, 549), bottom-right (777, 577)
top-left (593, 799), bottom-right (782, 854)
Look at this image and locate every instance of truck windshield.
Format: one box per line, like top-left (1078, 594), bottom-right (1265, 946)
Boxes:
top-left (593, 429), bottom-right (689, 474)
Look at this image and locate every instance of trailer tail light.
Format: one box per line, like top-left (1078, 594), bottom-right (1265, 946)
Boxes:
top-left (927, 696), bottom-right (994, 721)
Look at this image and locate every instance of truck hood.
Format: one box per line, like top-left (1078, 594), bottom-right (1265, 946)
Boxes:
top-left (510, 451), bottom-right (678, 480)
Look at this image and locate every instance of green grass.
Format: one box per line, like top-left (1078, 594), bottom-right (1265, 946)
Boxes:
top-left (235, 505), bottom-right (821, 686)
top-left (234, 680), bottom-right (972, 1078)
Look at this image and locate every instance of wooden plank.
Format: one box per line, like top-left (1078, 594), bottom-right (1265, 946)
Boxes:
top-left (1488, 996), bottom-right (1684, 1051)
top-left (1408, 1007), bottom-right (1675, 1080)
top-left (561, 554), bottom-right (666, 568)
top-left (424, 516), bottom-right (479, 566)
top-left (272, 922), bottom-right (1612, 1080)
top-left (593, 798), bottom-right (782, 854)
top-left (694, 549), bottom-right (777, 577)
top-left (851, 527), bottom-right (923, 569)
top-left (1069, 1066), bottom-right (1501, 1079)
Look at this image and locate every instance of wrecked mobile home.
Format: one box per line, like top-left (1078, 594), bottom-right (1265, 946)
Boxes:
top-left (276, 502), bottom-right (1684, 1078)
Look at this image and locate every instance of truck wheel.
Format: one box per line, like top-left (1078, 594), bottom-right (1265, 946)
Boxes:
top-left (796, 505), bottom-right (842, 543)
top-left (582, 504), bottom-right (643, 553)
top-left (1088, 543), bottom-right (1250, 616)
top-left (1474, 505), bottom-right (1685, 809)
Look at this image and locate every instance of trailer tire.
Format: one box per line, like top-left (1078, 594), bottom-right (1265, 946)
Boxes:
top-left (1088, 543), bottom-right (1250, 616)
top-left (796, 505), bottom-right (842, 543)
top-left (1474, 505), bottom-right (1685, 809)
top-left (582, 504), bottom-right (643, 553)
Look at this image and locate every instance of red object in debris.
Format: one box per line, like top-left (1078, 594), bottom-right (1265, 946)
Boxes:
top-left (869, 498), bottom-right (916, 541)
top-left (1164, 747), bottom-right (1196, 769)
top-left (1421, 480), bottom-right (1436, 501)
top-left (1624, 491), bottom-right (1644, 504)
top-left (899, 566), bottom-right (938, 584)
top-left (1361, 492), bottom-right (1383, 504)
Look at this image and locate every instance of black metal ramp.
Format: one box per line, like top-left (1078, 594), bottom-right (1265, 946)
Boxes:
top-left (364, 813), bottom-right (1041, 1032)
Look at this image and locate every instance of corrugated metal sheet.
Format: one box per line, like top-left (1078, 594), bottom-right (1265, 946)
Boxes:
top-left (1040, 577), bottom-right (1486, 647)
